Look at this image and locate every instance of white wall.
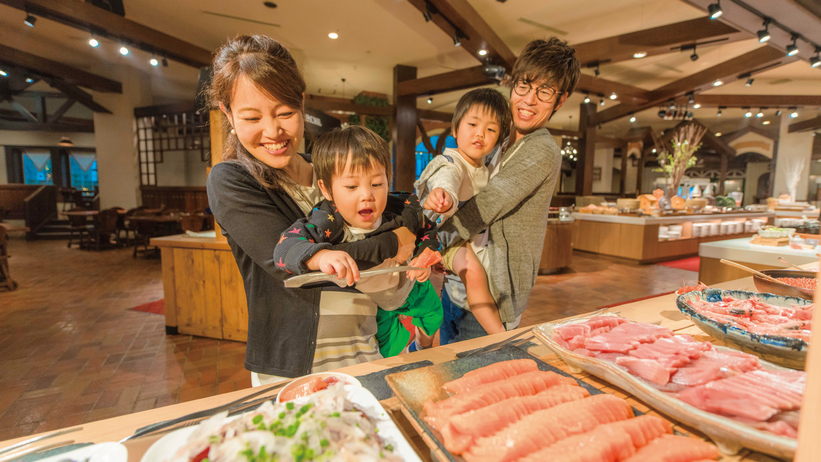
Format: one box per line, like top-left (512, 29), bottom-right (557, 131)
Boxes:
top-left (0, 131), bottom-right (96, 184)
top-left (773, 117), bottom-right (815, 201)
top-left (155, 150), bottom-right (208, 187)
top-left (744, 162), bottom-right (770, 206)
top-left (593, 147), bottom-right (614, 194)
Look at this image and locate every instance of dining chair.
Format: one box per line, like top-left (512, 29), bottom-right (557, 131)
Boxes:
top-left (89, 208), bottom-right (120, 251)
top-left (66, 207), bottom-right (93, 249)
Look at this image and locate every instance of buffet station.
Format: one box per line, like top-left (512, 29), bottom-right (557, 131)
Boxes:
top-left (1, 267), bottom-right (815, 462)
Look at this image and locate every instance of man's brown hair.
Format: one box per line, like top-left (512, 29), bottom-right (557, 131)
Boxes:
top-left (510, 37), bottom-right (580, 97)
top-left (451, 88), bottom-right (511, 147)
top-left (312, 126), bottom-right (391, 196)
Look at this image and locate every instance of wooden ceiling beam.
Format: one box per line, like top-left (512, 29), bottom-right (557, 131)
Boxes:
top-left (573, 16), bottom-right (745, 66)
top-left (596, 46), bottom-right (792, 124)
top-left (407, 0), bottom-right (516, 71)
top-left (49, 80), bottom-right (111, 114)
top-left (681, 95), bottom-right (821, 108)
top-left (0, 0), bottom-right (212, 68)
top-left (397, 65), bottom-right (494, 97)
top-left (306, 94), bottom-right (454, 121)
top-left (789, 116), bottom-right (821, 133)
top-left (0, 43), bottom-right (121, 93)
top-left (576, 74), bottom-right (649, 104)
top-left (417, 108), bottom-right (452, 123)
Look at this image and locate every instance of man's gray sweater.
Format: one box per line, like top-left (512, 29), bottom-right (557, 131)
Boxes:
top-left (437, 128), bottom-right (561, 323)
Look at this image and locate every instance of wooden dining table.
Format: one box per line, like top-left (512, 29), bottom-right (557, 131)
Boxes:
top-left (0, 273), bottom-right (797, 461)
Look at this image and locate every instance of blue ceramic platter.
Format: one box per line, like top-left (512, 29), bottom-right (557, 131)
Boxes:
top-left (676, 289), bottom-right (810, 369)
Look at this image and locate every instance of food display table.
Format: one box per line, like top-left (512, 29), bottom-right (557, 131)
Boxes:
top-left (0, 273), bottom-right (788, 461)
top-left (151, 233), bottom-right (248, 341)
top-left (699, 237), bottom-right (819, 284)
top-left (572, 212), bottom-right (774, 263)
top-left (539, 218), bottom-right (573, 273)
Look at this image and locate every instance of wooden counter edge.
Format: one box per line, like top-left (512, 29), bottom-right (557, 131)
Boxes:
top-left (151, 234), bottom-right (231, 251)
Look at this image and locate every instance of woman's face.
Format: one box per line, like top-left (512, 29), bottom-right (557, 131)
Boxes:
top-left (226, 75), bottom-right (304, 170)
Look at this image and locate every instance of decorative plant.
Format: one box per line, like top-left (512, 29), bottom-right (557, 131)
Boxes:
top-left (348, 93), bottom-right (390, 142)
top-left (654, 123), bottom-right (707, 196)
top-left (783, 157), bottom-right (807, 202)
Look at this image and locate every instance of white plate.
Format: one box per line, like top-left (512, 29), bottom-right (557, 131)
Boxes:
top-left (141, 385), bottom-right (421, 462)
top-left (37, 442), bottom-right (127, 462)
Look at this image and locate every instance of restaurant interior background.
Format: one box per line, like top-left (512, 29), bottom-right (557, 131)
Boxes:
top-left (0, 0), bottom-right (820, 443)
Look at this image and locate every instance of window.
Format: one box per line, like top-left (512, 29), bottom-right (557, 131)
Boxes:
top-left (22, 150), bottom-right (53, 185)
top-left (69, 152), bottom-right (98, 196)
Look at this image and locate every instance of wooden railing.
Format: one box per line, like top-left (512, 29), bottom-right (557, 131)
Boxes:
top-left (23, 185), bottom-right (58, 239)
top-left (0, 184), bottom-right (42, 220)
top-left (141, 186), bottom-right (209, 213)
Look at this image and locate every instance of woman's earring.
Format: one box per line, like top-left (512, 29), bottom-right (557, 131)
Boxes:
top-left (230, 128), bottom-right (236, 135)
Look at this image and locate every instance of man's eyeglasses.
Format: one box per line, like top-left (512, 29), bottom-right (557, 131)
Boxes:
top-left (512, 80), bottom-right (561, 103)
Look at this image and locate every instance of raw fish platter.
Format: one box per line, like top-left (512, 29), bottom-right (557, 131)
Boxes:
top-left (385, 347), bottom-right (719, 462)
top-left (676, 289), bottom-right (811, 369)
top-left (534, 313), bottom-right (802, 459)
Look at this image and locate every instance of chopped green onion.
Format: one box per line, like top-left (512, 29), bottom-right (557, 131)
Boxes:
top-left (252, 414), bottom-right (263, 425)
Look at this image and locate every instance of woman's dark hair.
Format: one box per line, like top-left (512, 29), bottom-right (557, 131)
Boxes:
top-left (312, 126), bottom-right (391, 197)
top-left (206, 35), bottom-right (306, 190)
top-left (451, 88), bottom-right (511, 147)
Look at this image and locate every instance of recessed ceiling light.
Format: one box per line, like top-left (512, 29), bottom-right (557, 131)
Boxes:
top-left (693, 103), bottom-right (701, 109)
top-left (478, 49), bottom-right (488, 56)
top-left (149, 58), bottom-right (159, 66)
top-left (609, 93), bottom-right (617, 100)
top-left (89, 38), bottom-right (99, 48)
top-left (715, 132), bottom-right (722, 136)
top-left (119, 46), bottom-right (129, 55)
top-left (0, 70), bottom-right (7, 77)
top-left (713, 80), bottom-right (723, 86)
top-left (762, 121), bottom-right (770, 125)
top-left (790, 111), bottom-right (799, 118)
top-left (633, 51), bottom-right (647, 59)
top-left (629, 115), bottom-right (636, 122)
top-left (328, 32), bottom-right (339, 39)
top-left (26, 78), bottom-right (33, 83)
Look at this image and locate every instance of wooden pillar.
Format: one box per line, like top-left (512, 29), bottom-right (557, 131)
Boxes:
top-left (619, 143), bottom-right (628, 196)
top-left (575, 103), bottom-right (597, 196)
top-left (209, 109), bottom-right (228, 243)
top-left (635, 150), bottom-right (645, 196)
top-left (719, 154), bottom-right (728, 196)
top-left (392, 65), bottom-right (418, 191)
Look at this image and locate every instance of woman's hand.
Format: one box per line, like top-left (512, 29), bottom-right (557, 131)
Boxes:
top-left (306, 250), bottom-right (360, 286)
top-left (424, 188), bottom-right (453, 214)
top-left (406, 267), bottom-right (432, 283)
top-left (392, 226), bottom-right (416, 263)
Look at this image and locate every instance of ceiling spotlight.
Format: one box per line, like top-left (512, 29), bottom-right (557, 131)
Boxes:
top-left (717, 107), bottom-right (723, 117)
top-left (629, 114), bottom-right (636, 122)
top-left (715, 132), bottom-right (722, 137)
top-left (26, 78), bottom-right (33, 83)
top-left (162, 57), bottom-right (168, 67)
top-left (787, 35), bottom-right (799, 56)
top-left (328, 32), bottom-right (339, 39)
top-left (776, 110), bottom-right (782, 116)
top-left (708, 1), bottom-right (722, 19)
top-left (757, 20), bottom-right (771, 43)
top-left (583, 93), bottom-right (590, 104)
top-left (762, 120), bottom-right (771, 125)
top-left (756, 109), bottom-right (764, 118)
top-left (453, 33), bottom-right (462, 47)
top-left (668, 100), bottom-right (676, 110)
top-left (600, 99), bottom-right (605, 106)
top-left (422, 4), bottom-right (433, 22)
top-left (594, 63), bottom-right (600, 77)
top-left (119, 46), bottom-right (129, 56)
top-left (746, 78), bottom-right (754, 86)
top-left (744, 107), bottom-right (752, 118)
top-left (427, 97), bottom-right (433, 104)
top-left (609, 92), bottom-right (617, 100)
top-left (713, 80), bottom-right (723, 87)
top-left (652, 148), bottom-right (657, 153)
top-left (150, 57), bottom-right (159, 67)
top-left (690, 46), bottom-right (698, 61)
top-left (0, 70), bottom-right (6, 77)
top-left (790, 108), bottom-right (799, 118)
top-left (811, 48), bottom-right (820, 68)
top-left (24, 13), bottom-right (36, 27)
top-left (687, 93), bottom-right (695, 104)
top-left (478, 49), bottom-right (488, 56)
top-left (633, 51), bottom-right (647, 59)
top-left (693, 103), bottom-right (701, 109)
top-left (88, 38), bottom-right (99, 48)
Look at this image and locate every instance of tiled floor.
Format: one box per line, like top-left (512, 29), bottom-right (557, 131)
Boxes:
top-left (0, 238), bottom-right (696, 441)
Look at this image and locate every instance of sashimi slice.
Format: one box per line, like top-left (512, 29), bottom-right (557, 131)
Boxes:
top-left (615, 357), bottom-right (671, 386)
top-left (516, 415), bottom-right (672, 462)
top-left (443, 359), bottom-right (539, 394)
top-left (410, 247), bottom-right (442, 268)
top-left (464, 394), bottom-right (633, 462)
top-left (423, 371), bottom-right (576, 430)
top-left (671, 349), bottom-right (760, 386)
top-left (622, 434), bottom-right (718, 462)
top-left (553, 316), bottom-right (628, 341)
top-left (442, 385), bottom-right (589, 454)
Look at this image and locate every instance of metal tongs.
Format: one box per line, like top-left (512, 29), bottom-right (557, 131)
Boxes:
top-left (284, 265), bottom-right (425, 288)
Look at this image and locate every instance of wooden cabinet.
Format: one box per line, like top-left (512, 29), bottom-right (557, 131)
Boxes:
top-left (539, 221), bottom-right (573, 273)
top-left (155, 235), bottom-right (248, 341)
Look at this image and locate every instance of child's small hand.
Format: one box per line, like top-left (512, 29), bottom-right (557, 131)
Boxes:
top-left (406, 267), bottom-right (431, 283)
top-left (424, 188), bottom-right (453, 214)
top-left (315, 250), bottom-right (359, 286)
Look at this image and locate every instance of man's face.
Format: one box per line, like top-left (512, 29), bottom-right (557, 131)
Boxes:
top-left (509, 78), bottom-right (568, 138)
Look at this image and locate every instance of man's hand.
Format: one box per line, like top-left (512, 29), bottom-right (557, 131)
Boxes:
top-left (423, 188), bottom-right (453, 214)
top-left (307, 250), bottom-right (359, 286)
top-left (406, 267), bottom-right (432, 283)
top-left (392, 226), bottom-right (416, 263)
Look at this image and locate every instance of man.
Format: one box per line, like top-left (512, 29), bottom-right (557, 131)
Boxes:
top-left (437, 37), bottom-right (581, 343)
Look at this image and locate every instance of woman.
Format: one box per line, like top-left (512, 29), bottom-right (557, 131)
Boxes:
top-left (206, 35), bottom-right (416, 385)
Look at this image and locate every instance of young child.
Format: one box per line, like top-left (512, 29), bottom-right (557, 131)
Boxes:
top-left (273, 125), bottom-right (442, 357)
top-left (415, 88), bottom-right (511, 336)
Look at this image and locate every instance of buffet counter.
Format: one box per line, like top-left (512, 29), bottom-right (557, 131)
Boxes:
top-left (0, 274), bottom-right (782, 462)
top-left (572, 211), bottom-right (774, 263)
top-left (698, 237), bottom-right (819, 284)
